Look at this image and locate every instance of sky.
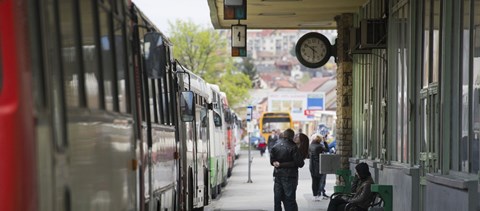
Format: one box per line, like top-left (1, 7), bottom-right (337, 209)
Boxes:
top-left (132, 0), bottom-right (214, 35)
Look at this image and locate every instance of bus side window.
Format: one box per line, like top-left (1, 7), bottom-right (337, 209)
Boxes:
top-left (180, 91), bottom-right (194, 122)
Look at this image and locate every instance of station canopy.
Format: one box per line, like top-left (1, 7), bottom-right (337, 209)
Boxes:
top-left (207, 0), bottom-right (369, 30)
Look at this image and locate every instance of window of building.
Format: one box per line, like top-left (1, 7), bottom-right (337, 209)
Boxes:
top-left (453, 0), bottom-right (480, 173)
top-left (389, 1), bottom-right (410, 163)
top-left (423, 0), bottom-right (442, 87)
top-left (352, 0), bottom-right (389, 161)
top-left (352, 55), bottom-right (370, 158)
top-left (416, 0), bottom-right (442, 175)
top-left (473, 0), bottom-right (480, 174)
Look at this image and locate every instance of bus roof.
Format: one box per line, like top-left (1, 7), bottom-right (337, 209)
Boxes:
top-left (261, 112), bottom-right (291, 118)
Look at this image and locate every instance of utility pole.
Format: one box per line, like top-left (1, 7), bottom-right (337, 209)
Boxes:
top-left (246, 106), bottom-right (253, 183)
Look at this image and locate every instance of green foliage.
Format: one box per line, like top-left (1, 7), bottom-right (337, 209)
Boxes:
top-left (236, 56), bottom-right (257, 86)
top-left (218, 69), bottom-right (251, 106)
top-left (168, 19), bottom-right (225, 76)
top-left (168, 19), bottom-right (251, 107)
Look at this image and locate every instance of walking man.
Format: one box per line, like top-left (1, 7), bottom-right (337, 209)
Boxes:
top-left (270, 129), bottom-right (305, 211)
top-left (268, 129), bottom-right (280, 152)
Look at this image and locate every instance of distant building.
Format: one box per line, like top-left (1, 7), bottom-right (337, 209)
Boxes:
top-left (299, 77), bottom-right (337, 111)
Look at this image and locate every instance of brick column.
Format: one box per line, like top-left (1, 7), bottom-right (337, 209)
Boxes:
top-left (335, 14), bottom-right (353, 169)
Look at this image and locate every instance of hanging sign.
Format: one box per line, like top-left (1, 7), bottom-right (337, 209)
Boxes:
top-left (224, 0), bottom-right (246, 20)
top-left (231, 24), bottom-right (247, 57)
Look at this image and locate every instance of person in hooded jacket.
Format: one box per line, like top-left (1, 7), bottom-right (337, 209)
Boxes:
top-left (308, 133), bottom-right (328, 201)
top-left (327, 162), bottom-right (375, 211)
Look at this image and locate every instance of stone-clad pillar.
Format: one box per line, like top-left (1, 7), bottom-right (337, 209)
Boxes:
top-left (335, 14), bottom-right (353, 169)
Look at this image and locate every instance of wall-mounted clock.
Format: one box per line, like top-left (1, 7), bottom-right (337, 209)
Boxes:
top-left (295, 32), bottom-right (332, 68)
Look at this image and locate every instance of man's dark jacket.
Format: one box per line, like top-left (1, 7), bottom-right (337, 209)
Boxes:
top-left (270, 138), bottom-right (305, 177)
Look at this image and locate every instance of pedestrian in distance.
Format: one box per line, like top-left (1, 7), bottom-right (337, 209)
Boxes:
top-left (267, 129), bottom-right (280, 153)
top-left (327, 162), bottom-right (375, 211)
top-left (308, 133), bottom-right (329, 201)
top-left (258, 139), bottom-right (267, 156)
top-left (270, 128), bottom-right (305, 211)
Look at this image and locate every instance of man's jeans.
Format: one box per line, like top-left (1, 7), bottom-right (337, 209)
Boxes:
top-left (274, 176), bottom-right (298, 211)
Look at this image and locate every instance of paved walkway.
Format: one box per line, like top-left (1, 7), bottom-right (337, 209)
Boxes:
top-left (205, 149), bottom-right (335, 211)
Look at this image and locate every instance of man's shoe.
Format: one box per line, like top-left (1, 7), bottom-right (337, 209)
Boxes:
top-left (322, 193), bottom-right (329, 198)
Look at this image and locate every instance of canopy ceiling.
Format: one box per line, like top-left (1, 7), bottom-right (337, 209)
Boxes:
top-left (207, 0), bottom-right (368, 29)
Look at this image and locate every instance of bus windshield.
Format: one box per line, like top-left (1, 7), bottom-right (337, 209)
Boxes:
top-left (259, 112), bottom-right (293, 142)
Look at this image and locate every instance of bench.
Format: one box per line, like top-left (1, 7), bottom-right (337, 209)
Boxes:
top-left (330, 192), bottom-right (385, 211)
top-left (331, 169), bottom-right (393, 211)
top-left (333, 169), bottom-right (355, 194)
top-left (370, 184), bottom-right (392, 211)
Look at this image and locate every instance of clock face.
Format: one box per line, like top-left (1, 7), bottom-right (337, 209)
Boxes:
top-left (295, 32), bottom-right (332, 68)
top-left (300, 37), bottom-right (328, 64)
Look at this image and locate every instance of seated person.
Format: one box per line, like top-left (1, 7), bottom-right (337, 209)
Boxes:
top-left (327, 162), bottom-right (375, 211)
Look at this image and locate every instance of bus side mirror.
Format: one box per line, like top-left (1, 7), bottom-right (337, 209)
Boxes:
top-left (213, 112), bottom-right (222, 127)
top-left (180, 91), bottom-right (195, 122)
top-left (143, 32), bottom-right (166, 78)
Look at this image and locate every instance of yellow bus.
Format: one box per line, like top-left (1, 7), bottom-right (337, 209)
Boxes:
top-left (259, 112), bottom-right (293, 143)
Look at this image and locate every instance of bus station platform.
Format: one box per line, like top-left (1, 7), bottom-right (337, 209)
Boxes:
top-left (205, 148), bottom-right (336, 211)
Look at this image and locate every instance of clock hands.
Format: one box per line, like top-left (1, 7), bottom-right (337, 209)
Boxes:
top-left (305, 44), bottom-right (318, 60)
top-left (306, 44), bottom-right (317, 53)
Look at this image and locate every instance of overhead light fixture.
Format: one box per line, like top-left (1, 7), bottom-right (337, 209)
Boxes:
top-left (298, 22), bottom-right (333, 27)
top-left (261, 0), bottom-right (302, 2)
top-left (259, 12), bottom-right (296, 16)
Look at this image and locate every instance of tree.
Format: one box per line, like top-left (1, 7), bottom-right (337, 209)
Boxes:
top-left (168, 19), bottom-right (251, 107)
top-left (218, 69), bottom-right (251, 106)
top-left (236, 56), bottom-right (257, 85)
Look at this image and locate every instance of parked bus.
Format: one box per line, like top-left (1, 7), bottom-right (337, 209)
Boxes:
top-left (221, 97), bottom-right (238, 177)
top-left (0, 1), bottom-right (229, 211)
top-left (206, 84), bottom-right (228, 199)
top-left (232, 114), bottom-right (244, 159)
top-left (258, 112), bottom-right (294, 143)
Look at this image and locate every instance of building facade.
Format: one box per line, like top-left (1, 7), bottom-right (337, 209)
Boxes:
top-left (349, 0), bottom-right (479, 210)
